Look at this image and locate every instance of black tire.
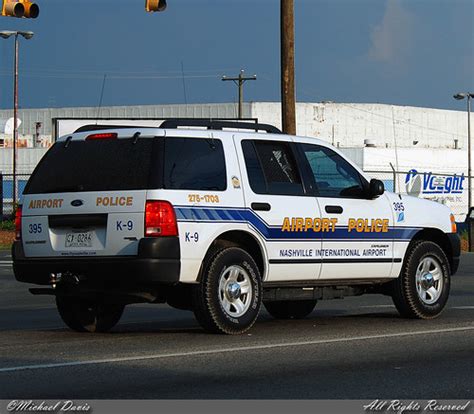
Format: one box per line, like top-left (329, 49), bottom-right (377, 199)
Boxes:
top-left (391, 240), bottom-right (450, 319)
top-left (193, 247), bottom-right (262, 335)
top-left (264, 300), bottom-right (317, 319)
top-left (56, 296), bottom-right (124, 333)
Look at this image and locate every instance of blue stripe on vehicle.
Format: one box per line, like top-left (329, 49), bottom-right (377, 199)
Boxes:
top-left (174, 206), bottom-right (420, 242)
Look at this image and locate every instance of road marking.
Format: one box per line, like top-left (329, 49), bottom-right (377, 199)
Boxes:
top-left (452, 306), bottom-right (474, 310)
top-left (0, 325), bottom-right (472, 374)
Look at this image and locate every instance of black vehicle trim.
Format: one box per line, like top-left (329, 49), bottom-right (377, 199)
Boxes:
top-left (12, 237), bottom-right (180, 286)
top-left (269, 258), bottom-right (402, 264)
top-left (447, 233), bottom-right (461, 275)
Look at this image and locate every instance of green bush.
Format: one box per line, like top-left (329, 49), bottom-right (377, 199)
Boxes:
top-left (0, 220), bottom-right (15, 231)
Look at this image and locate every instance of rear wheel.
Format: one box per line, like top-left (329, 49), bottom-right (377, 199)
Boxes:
top-left (56, 296), bottom-right (124, 333)
top-left (391, 240), bottom-right (450, 319)
top-left (193, 247), bottom-right (262, 335)
top-left (264, 300), bottom-right (317, 319)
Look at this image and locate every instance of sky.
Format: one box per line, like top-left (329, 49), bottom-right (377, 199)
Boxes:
top-left (0, 0), bottom-right (472, 111)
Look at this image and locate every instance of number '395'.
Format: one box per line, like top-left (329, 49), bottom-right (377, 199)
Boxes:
top-left (28, 223), bottom-right (42, 234)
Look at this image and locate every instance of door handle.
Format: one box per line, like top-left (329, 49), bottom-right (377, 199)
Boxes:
top-left (251, 202), bottom-right (271, 212)
top-left (325, 205), bottom-right (343, 214)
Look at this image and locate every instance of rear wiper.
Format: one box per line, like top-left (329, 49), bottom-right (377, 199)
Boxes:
top-left (132, 132), bottom-right (141, 144)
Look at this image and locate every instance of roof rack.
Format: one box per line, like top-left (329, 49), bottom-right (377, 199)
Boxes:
top-left (73, 119), bottom-right (282, 135)
top-left (159, 119), bottom-right (282, 134)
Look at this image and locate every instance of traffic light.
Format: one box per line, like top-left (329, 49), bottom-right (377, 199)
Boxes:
top-left (20, 0), bottom-right (39, 18)
top-left (1, 0), bottom-right (39, 18)
top-left (145, 0), bottom-right (166, 12)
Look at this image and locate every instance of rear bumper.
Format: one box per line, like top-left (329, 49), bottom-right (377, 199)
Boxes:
top-left (12, 237), bottom-right (180, 286)
top-left (448, 233), bottom-right (461, 275)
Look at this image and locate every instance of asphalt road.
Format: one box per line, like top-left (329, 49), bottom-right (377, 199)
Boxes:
top-left (0, 251), bottom-right (473, 399)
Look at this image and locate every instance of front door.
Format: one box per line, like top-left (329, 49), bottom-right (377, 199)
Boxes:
top-left (297, 141), bottom-right (394, 280)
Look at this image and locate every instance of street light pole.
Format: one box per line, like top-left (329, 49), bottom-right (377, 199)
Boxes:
top-left (0, 30), bottom-right (34, 216)
top-left (454, 93), bottom-right (474, 206)
top-left (454, 92), bottom-right (474, 251)
top-left (468, 96), bottom-right (472, 211)
top-left (13, 33), bottom-right (19, 214)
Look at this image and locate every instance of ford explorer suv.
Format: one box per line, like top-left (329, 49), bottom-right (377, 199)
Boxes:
top-left (12, 119), bottom-right (460, 334)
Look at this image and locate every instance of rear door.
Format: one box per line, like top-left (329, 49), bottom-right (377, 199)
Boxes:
top-left (21, 135), bottom-right (159, 257)
top-left (235, 137), bottom-right (323, 282)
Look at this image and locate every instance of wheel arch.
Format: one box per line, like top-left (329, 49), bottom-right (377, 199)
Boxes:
top-left (198, 230), bottom-right (267, 282)
top-left (411, 228), bottom-right (454, 270)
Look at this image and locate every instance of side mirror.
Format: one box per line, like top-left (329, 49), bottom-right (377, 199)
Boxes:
top-left (369, 179), bottom-right (385, 198)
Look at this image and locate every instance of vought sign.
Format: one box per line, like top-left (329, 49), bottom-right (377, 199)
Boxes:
top-left (405, 169), bottom-right (465, 197)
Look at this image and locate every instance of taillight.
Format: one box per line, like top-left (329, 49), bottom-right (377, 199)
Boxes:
top-left (86, 132), bottom-right (117, 140)
top-left (15, 206), bottom-right (22, 240)
top-left (145, 201), bottom-right (178, 237)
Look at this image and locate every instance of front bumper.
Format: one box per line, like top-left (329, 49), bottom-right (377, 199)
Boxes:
top-left (448, 233), bottom-right (461, 275)
top-left (12, 237), bottom-right (180, 286)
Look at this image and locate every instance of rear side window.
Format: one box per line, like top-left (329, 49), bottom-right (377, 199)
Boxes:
top-left (24, 138), bottom-right (161, 194)
top-left (163, 138), bottom-right (226, 191)
top-left (242, 140), bottom-right (303, 196)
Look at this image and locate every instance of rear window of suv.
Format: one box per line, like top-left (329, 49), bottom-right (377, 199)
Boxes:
top-left (24, 136), bottom-right (227, 195)
top-left (24, 138), bottom-right (162, 194)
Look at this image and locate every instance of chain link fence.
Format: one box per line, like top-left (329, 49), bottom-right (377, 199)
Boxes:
top-left (1, 173), bottom-right (31, 218)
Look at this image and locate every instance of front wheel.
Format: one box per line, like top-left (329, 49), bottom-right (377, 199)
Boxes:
top-left (193, 247), bottom-right (262, 335)
top-left (391, 240), bottom-right (450, 319)
top-left (56, 297), bottom-right (125, 333)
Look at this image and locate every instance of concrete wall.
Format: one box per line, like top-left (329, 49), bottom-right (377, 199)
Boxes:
top-left (250, 102), bottom-right (469, 150)
top-left (0, 103), bottom-right (251, 137)
top-left (0, 101), bottom-right (468, 150)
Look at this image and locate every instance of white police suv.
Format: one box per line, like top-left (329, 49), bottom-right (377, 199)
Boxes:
top-left (12, 120), bottom-right (460, 334)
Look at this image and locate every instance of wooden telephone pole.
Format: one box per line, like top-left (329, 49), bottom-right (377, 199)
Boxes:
top-left (222, 70), bottom-right (257, 119)
top-left (281, 0), bottom-right (296, 135)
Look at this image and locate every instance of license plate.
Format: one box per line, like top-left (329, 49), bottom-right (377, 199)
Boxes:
top-left (65, 231), bottom-right (93, 248)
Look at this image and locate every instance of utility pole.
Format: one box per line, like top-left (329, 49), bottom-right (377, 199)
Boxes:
top-left (222, 70), bottom-right (257, 119)
top-left (281, 0), bottom-right (296, 135)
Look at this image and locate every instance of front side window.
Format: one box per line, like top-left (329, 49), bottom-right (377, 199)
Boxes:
top-left (301, 144), bottom-right (366, 198)
top-left (164, 138), bottom-right (226, 191)
top-left (242, 140), bottom-right (303, 196)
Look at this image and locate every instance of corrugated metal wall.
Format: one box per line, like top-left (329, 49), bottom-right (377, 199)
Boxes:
top-left (0, 103), bottom-right (251, 135)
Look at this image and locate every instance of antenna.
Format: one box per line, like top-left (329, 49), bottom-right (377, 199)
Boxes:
top-left (95, 74), bottom-right (107, 125)
top-left (180, 61), bottom-right (188, 105)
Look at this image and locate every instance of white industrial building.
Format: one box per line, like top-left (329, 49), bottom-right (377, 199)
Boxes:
top-left (0, 102), bottom-right (470, 219)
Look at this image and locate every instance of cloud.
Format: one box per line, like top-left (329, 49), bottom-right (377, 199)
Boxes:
top-left (368, 0), bottom-right (415, 65)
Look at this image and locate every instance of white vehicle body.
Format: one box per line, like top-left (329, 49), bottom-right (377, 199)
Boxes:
top-left (12, 121), bottom-right (460, 334)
